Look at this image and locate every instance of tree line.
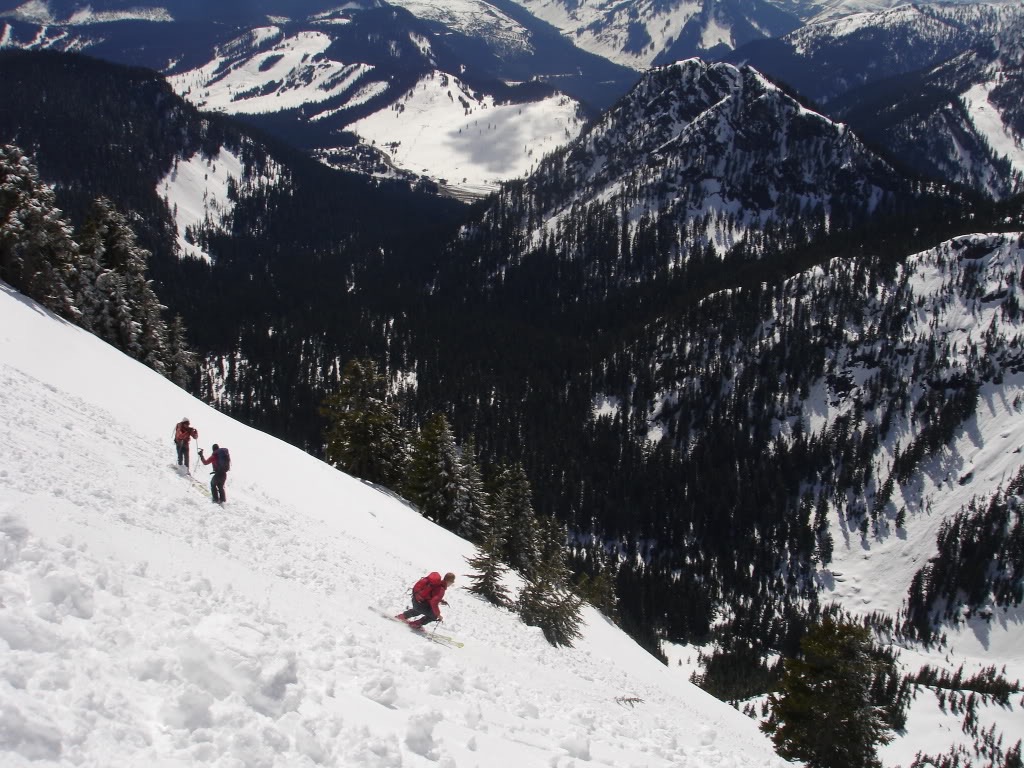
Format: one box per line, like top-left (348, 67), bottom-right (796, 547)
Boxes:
top-left (0, 144), bottom-right (196, 385)
top-left (320, 357), bottom-right (590, 647)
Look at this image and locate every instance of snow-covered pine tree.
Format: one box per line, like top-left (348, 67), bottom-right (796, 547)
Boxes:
top-left (0, 144), bottom-right (79, 319)
top-left (405, 412), bottom-right (462, 525)
top-left (761, 616), bottom-right (900, 768)
top-left (320, 358), bottom-right (408, 488)
top-left (490, 463), bottom-right (539, 575)
top-left (78, 197), bottom-right (168, 372)
top-left (453, 436), bottom-right (490, 543)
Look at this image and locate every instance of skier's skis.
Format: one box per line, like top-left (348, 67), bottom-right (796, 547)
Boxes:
top-left (369, 606), bottom-right (464, 648)
top-left (171, 464), bottom-right (211, 497)
top-left (416, 629), bottom-right (464, 649)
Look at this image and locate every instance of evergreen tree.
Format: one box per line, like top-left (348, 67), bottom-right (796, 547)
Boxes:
top-left (166, 314), bottom-right (198, 389)
top-left (0, 144), bottom-right (78, 319)
top-left (516, 517), bottom-right (584, 647)
top-left (453, 436), bottom-right (490, 543)
top-left (465, 533), bottom-right (511, 607)
top-left (78, 197), bottom-right (168, 371)
top-left (762, 617), bottom-right (898, 768)
top-left (405, 412), bottom-right (462, 525)
top-left (490, 462), bottom-right (539, 574)
top-left (321, 358), bottom-right (407, 488)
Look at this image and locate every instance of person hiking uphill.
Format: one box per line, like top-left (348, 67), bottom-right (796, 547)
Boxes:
top-left (395, 572), bottom-right (455, 630)
top-left (173, 417), bottom-right (198, 469)
top-left (198, 443), bottom-right (230, 504)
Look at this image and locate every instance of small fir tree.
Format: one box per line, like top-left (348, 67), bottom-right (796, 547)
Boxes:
top-left (166, 314), bottom-right (198, 389)
top-left (453, 436), bottom-right (490, 543)
top-left (761, 616), bottom-right (899, 768)
top-left (465, 533), bottom-right (511, 607)
top-left (78, 197), bottom-right (169, 371)
top-left (516, 517), bottom-right (583, 647)
top-left (490, 462), bottom-right (539, 574)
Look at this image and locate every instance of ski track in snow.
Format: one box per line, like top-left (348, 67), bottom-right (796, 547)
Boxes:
top-left (0, 282), bottom-right (781, 766)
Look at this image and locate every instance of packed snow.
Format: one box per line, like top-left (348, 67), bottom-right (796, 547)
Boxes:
top-left (0, 282), bottom-right (784, 766)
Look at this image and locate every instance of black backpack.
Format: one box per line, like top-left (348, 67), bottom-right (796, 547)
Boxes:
top-left (213, 447), bottom-right (231, 472)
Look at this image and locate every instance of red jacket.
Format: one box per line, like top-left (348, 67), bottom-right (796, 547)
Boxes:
top-left (174, 422), bottom-right (198, 443)
top-left (413, 572), bottom-right (448, 619)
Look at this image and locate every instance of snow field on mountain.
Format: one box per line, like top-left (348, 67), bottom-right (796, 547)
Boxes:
top-left (169, 28), bottom-right (374, 115)
top-left (963, 82), bottom-right (1024, 178)
top-left (386, 0), bottom-right (531, 56)
top-left (159, 149), bottom-right (244, 263)
top-left (350, 72), bottom-right (584, 191)
top-left (510, 0), bottom-right (703, 70)
top-left (0, 282), bottom-right (783, 766)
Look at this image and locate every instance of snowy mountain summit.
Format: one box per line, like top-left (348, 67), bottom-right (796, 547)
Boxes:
top-left (0, 283), bottom-right (781, 765)
top-left (492, 59), bottom-right (908, 269)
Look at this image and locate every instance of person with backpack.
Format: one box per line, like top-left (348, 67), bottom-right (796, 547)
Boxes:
top-left (395, 571), bottom-right (456, 630)
top-left (173, 417), bottom-right (198, 469)
top-left (198, 443), bottom-right (230, 504)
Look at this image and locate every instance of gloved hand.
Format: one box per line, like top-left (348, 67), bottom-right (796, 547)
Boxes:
top-left (198, 448), bottom-right (204, 457)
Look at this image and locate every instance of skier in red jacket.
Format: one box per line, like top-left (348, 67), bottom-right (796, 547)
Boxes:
top-left (395, 571), bottom-right (455, 629)
top-left (173, 417), bottom-right (198, 468)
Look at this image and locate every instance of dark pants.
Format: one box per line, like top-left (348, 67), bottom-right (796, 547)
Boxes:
top-left (211, 471), bottom-right (227, 503)
top-left (401, 596), bottom-right (438, 625)
top-left (176, 440), bottom-right (190, 467)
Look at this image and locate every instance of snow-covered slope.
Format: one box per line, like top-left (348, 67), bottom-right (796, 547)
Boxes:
top-left (0, 0), bottom-right (172, 24)
top-left (506, 0), bottom-right (803, 70)
top-left (488, 59), bottom-right (909, 268)
top-left (165, 17), bottom-right (585, 193)
top-left (168, 27), bottom-right (378, 116)
top-left (347, 71), bottom-right (584, 193)
top-left (624, 230), bottom-right (1024, 765)
top-left (828, 14), bottom-right (1024, 198)
top-left (0, 281), bottom-right (782, 766)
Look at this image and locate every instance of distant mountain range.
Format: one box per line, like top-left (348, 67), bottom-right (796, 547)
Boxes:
top-left (474, 58), bottom-right (928, 284)
top-left (3, 0), bottom-right (1023, 197)
top-left (725, 3), bottom-right (1024, 197)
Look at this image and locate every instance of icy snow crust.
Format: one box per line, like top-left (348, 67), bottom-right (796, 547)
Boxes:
top-left (0, 283), bottom-right (781, 766)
